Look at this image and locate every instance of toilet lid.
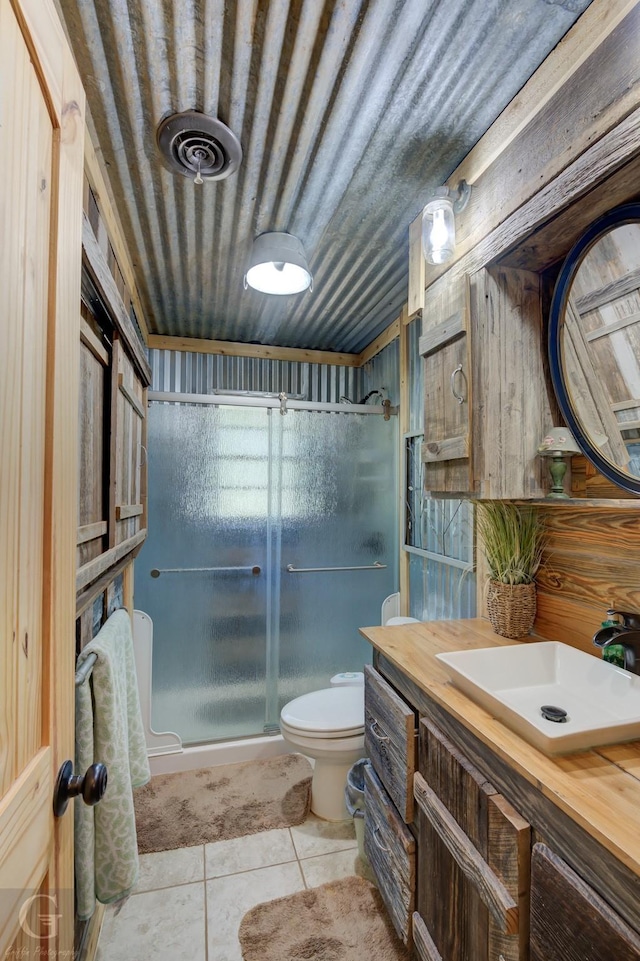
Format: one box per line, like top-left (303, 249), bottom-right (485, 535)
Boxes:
top-left (280, 687), bottom-right (364, 737)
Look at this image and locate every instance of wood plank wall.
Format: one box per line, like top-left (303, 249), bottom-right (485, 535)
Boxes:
top-left (533, 504), bottom-right (640, 653)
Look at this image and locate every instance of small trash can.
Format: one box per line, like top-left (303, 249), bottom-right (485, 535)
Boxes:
top-left (345, 758), bottom-right (370, 865)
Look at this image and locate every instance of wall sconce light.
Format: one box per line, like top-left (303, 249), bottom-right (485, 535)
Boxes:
top-left (537, 427), bottom-right (582, 498)
top-left (421, 181), bottom-right (471, 266)
top-left (244, 232), bottom-right (313, 295)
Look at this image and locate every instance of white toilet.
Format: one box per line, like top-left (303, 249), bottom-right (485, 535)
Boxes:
top-left (280, 672), bottom-right (365, 821)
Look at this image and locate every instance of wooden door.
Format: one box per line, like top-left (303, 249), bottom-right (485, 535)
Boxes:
top-left (0, 0), bottom-right (84, 955)
top-left (420, 274), bottom-right (473, 493)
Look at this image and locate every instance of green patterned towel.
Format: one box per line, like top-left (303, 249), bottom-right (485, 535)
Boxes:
top-left (75, 608), bottom-right (151, 920)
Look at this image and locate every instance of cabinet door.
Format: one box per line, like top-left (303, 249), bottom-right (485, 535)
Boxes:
top-left (414, 718), bottom-right (530, 961)
top-left (530, 843), bottom-right (640, 961)
top-left (420, 274), bottom-right (473, 494)
top-left (469, 267), bottom-right (555, 499)
top-left (110, 336), bottom-right (147, 546)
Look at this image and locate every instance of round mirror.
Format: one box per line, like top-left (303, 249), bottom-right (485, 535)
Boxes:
top-left (549, 203), bottom-right (640, 496)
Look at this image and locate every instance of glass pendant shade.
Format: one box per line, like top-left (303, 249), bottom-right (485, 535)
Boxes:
top-left (422, 195), bottom-right (455, 265)
top-left (245, 232), bottom-right (312, 294)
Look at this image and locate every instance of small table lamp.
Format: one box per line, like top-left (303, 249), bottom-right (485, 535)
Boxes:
top-left (537, 427), bottom-right (582, 498)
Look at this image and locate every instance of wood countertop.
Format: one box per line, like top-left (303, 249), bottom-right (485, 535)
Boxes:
top-left (360, 617), bottom-right (640, 877)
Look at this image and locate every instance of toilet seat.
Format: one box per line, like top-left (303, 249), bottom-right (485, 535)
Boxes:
top-left (280, 687), bottom-right (364, 739)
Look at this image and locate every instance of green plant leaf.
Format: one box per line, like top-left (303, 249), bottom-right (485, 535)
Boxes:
top-left (475, 501), bottom-right (546, 585)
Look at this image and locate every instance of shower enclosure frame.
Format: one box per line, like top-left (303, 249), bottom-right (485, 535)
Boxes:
top-left (136, 390), bottom-right (398, 748)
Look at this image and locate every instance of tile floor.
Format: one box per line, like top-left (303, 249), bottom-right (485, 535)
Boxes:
top-left (96, 815), bottom-right (371, 961)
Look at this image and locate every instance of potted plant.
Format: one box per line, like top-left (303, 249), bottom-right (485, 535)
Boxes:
top-left (475, 501), bottom-right (546, 639)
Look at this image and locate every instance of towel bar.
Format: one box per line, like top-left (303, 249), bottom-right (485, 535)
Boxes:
top-left (75, 651), bottom-right (98, 687)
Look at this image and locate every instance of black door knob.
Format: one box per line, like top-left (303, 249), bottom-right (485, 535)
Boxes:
top-left (53, 760), bottom-right (108, 817)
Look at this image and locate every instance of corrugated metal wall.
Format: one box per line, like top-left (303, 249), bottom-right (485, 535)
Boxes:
top-left (149, 348), bottom-right (366, 403)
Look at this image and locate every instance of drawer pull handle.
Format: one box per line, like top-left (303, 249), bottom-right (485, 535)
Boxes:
top-left (368, 720), bottom-right (389, 742)
top-left (414, 772), bottom-right (518, 934)
top-left (372, 826), bottom-right (390, 852)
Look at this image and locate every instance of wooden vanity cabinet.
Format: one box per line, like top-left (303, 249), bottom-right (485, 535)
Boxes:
top-left (372, 653), bottom-right (640, 961)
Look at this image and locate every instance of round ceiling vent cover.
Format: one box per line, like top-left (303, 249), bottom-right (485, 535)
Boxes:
top-left (156, 111), bottom-right (242, 182)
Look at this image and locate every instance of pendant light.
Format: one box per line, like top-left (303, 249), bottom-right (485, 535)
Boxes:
top-left (244, 232), bottom-right (313, 295)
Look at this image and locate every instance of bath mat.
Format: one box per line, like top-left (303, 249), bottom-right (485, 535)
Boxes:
top-left (238, 876), bottom-right (409, 961)
top-left (134, 752), bottom-right (312, 854)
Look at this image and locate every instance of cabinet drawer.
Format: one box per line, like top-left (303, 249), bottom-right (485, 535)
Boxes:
top-left (530, 843), bottom-right (640, 961)
top-left (415, 717), bottom-right (530, 961)
top-left (364, 764), bottom-right (416, 945)
top-left (364, 664), bottom-right (417, 821)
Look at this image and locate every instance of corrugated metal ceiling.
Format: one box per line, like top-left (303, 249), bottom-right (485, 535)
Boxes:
top-left (57, 0), bottom-right (592, 353)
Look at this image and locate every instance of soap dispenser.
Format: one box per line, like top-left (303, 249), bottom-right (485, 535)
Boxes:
top-left (600, 616), bottom-right (626, 669)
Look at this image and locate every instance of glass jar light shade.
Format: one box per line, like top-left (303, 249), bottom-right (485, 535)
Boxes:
top-left (422, 196), bottom-right (455, 265)
top-left (245, 232), bottom-right (312, 294)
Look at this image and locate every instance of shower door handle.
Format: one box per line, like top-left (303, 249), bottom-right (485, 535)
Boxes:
top-left (150, 565), bottom-right (261, 577)
top-left (286, 562), bottom-right (387, 573)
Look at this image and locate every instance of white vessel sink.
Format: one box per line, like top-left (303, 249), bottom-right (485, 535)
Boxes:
top-left (436, 641), bottom-right (640, 755)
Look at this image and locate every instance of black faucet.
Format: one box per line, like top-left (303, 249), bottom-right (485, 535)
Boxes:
top-left (602, 632), bottom-right (640, 675)
top-left (606, 609), bottom-right (640, 631)
top-left (592, 610), bottom-right (640, 675)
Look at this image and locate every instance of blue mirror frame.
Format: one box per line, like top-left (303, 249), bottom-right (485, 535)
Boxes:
top-left (549, 202), bottom-right (640, 497)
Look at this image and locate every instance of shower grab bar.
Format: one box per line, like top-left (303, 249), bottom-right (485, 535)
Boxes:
top-left (150, 565), bottom-right (261, 577)
top-left (75, 652), bottom-right (98, 688)
top-left (286, 562), bottom-right (387, 573)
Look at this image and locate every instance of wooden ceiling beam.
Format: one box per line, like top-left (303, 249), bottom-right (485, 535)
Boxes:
top-left (148, 308), bottom-right (409, 369)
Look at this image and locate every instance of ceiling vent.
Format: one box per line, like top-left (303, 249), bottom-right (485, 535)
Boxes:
top-left (156, 111), bottom-right (242, 183)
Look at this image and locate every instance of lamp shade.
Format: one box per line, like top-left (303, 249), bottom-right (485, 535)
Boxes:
top-left (422, 194), bottom-right (455, 265)
top-left (537, 427), bottom-right (582, 455)
top-left (245, 232), bottom-right (312, 294)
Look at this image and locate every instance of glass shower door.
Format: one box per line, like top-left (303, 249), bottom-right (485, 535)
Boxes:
top-left (135, 403), bottom-right (271, 744)
top-left (136, 400), bottom-right (398, 744)
top-left (274, 410), bottom-right (397, 713)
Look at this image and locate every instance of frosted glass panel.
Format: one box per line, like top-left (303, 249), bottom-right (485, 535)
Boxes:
top-left (276, 411), bottom-right (397, 706)
top-left (135, 404), bottom-right (270, 744)
top-left (135, 401), bottom-right (399, 744)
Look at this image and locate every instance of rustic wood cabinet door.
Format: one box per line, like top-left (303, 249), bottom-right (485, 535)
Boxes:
top-left (530, 843), bottom-right (640, 961)
top-left (0, 0), bottom-right (84, 954)
top-left (420, 275), bottom-right (473, 494)
top-left (414, 718), bottom-right (530, 961)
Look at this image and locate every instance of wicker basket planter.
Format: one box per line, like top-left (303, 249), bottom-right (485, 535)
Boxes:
top-left (486, 580), bottom-right (537, 639)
